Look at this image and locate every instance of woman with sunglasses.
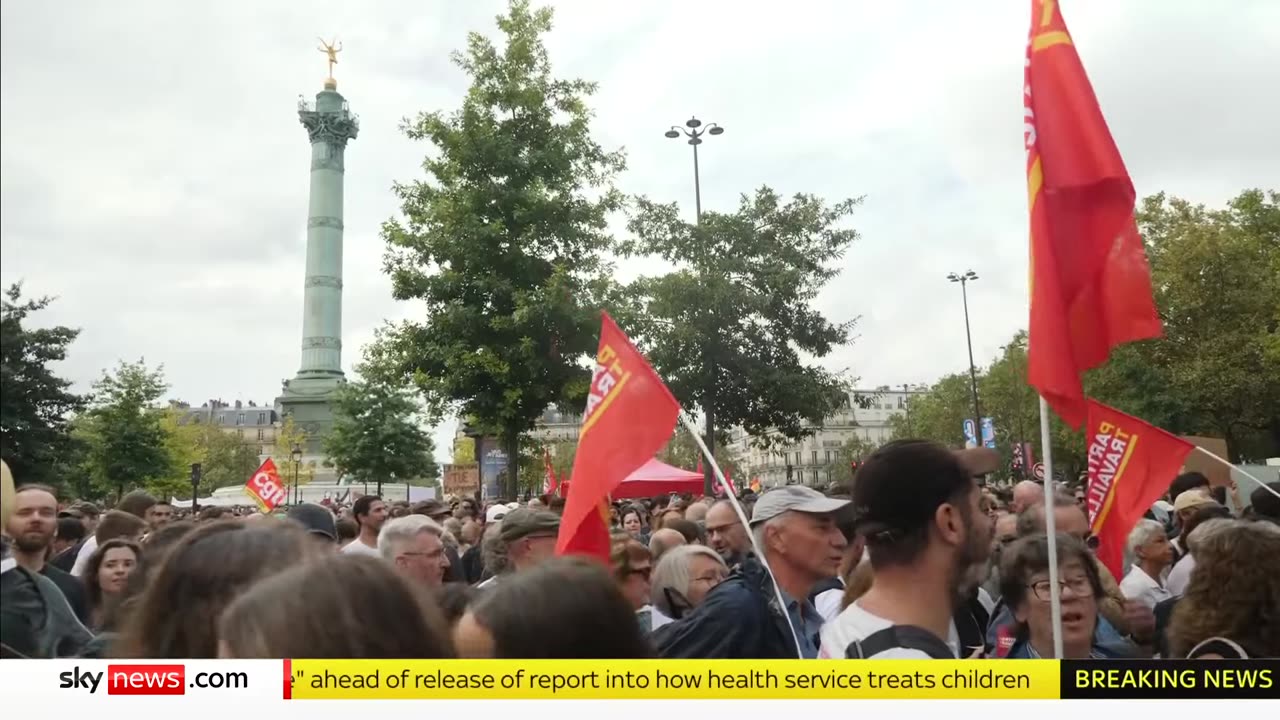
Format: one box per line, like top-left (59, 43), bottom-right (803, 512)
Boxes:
top-left (610, 534), bottom-right (656, 630)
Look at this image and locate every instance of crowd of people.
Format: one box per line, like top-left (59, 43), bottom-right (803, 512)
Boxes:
top-left (2, 440), bottom-right (1278, 661)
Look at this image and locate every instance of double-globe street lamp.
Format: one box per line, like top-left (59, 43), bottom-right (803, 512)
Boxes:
top-left (664, 117), bottom-right (724, 496)
top-left (291, 445), bottom-right (303, 505)
top-left (947, 270), bottom-right (983, 450)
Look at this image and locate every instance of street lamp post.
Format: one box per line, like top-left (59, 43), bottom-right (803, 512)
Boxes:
top-left (189, 463), bottom-right (201, 512)
top-left (290, 445), bottom-right (302, 505)
top-left (902, 383), bottom-right (914, 436)
top-left (947, 270), bottom-right (983, 448)
top-left (665, 116), bottom-right (724, 496)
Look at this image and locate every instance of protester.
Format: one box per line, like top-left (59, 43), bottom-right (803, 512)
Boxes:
top-left (610, 534), bottom-right (655, 628)
top-left (819, 440), bottom-right (990, 659)
top-left (621, 505), bottom-right (646, 541)
top-left (1165, 503), bottom-right (1231, 597)
top-left (812, 524), bottom-right (865, 622)
top-left (648, 527), bottom-right (686, 560)
top-left (219, 555), bottom-right (455, 658)
top-left (455, 557), bottom-right (652, 658)
top-left (665, 517), bottom-right (703, 546)
top-left (685, 501), bottom-right (709, 524)
top-left (1170, 489), bottom-right (1216, 561)
top-left (149, 501), bottom-right (175, 530)
top-left (650, 545), bottom-right (728, 627)
top-left (52, 516), bottom-right (85, 558)
top-left (114, 521), bottom-right (324, 657)
top-left (72, 490), bottom-right (154, 577)
top-left (49, 501), bottom-right (100, 573)
top-left (1152, 517), bottom-right (1237, 656)
top-left (1, 461), bottom-right (94, 659)
top-left (380, 515), bottom-right (451, 588)
top-left (82, 538), bottom-right (141, 631)
top-left (435, 583), bottom-right (475, 627)
top-left (476, 507), bottom-right (560, 589)
top-left (1120, 519), bottom-right (1175, 610)
top-left (1246, 482), bottom-right (1280, 525)
top-left (5, 485), bottom-right (90, 624)
top-left (1168, 521), bottom-right (1280, 658)
top-left (1010, 480), bottom-right (1042, 514)
top-left (286, 502), bottom-right (339, 550)
top-left (454, 497), bottom-right (479, 522)
top-left (705, 499), bottom-right (751, 566)
top-left (412, 500), bottom-right (462, 582)
top-left (342, 495), bottom-right (387, 557)
top-left (997, 534), bottom-right (1125, 658)
top-left (335, 518), bottom-right (358, 546)
top-left (1168, 471), bottom-right (1211, 504)
top-left (657, 486), bottom-right (850, 659)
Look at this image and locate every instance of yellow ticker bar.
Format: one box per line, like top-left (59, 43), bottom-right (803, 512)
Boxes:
top-left (289, 660), bottom-right (1060, 700)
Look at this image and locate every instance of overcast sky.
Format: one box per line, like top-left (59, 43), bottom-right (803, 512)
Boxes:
top-left (3, 0), bottom-right (1277, 463)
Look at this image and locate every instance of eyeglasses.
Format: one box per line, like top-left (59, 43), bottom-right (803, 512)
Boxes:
top-left (691, 571), bottom-right (727, 585)
top-left (1028, 576), bottom-right (1095, 602)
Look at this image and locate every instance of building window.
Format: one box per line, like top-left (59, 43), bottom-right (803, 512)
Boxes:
top-left (217, 414), bottom-right (225, 425)
top-left (236, 413), bottom-right (244, 426)
top-left (811, 450), bottom-right (818, 466)
top-left (825, 450), bottom-right (832, 463)
top-left (811, 468), bottom-right (819, 485)
top-left (795, 451), bottom-right (803, 466)
top-left (258, 412), bottom-right (266, 424)
top-left (898, 396), bottom-right (907, 409)
top-left (256, 429), bottom-right (264, 441)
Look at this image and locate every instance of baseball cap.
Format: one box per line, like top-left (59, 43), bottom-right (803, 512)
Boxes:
top-left (749, 485), bottom-right (851, 526)
top-left (485, 504), bottom-right (508, 523)
top-left (1173, 489), bottom-right (1217, 514)
top-left (286, 502), bottom-right (337, 540)
top-left (498, 507), bottom-right (561, 543)
top-left (852, 439), bottom-right (975, 538)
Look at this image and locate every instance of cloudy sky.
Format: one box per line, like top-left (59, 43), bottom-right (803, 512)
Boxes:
top-left (3, 0), bottom-right (1277, 463)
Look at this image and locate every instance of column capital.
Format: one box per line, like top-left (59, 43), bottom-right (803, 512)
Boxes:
top-left (299, 108), bottom-right (359, 147)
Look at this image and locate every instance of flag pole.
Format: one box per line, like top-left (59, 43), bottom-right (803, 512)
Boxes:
top-left (1038, 396), bottom-right (1065, 659)
top-left (678, 410), bottom-right (806, 659)
top-left (1190, 446), bottom-right (1280, 501)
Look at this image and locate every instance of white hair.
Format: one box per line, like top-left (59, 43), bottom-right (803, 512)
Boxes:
top-left (378, 515), bottom-right (443, 561)
top-left (650, 544), bottom-right (727, 616)
top-left (1126, 519), bottom-right (1165, 556)
top-left (751, 511), bottom-right (793, 557)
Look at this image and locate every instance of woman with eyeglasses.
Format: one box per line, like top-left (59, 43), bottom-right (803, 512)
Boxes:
top-left (998, 533), bottom-right (1125, 659)
top-left (650, 545), bottom-right (729, 629)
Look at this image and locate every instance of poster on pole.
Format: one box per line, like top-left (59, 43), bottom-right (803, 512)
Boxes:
top-left (981, 417), bottom-right (996, 449)
top-left (962, 419), bottom-right (978, 448)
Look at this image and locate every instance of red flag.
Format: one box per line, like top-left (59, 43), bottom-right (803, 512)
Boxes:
top-left (1084, 401), bottom-right (1194, 579)
top-left (542, 448), bottom-right (558, 496)
top-left (1024, 0), bottom-right (1162, 428)
top-left (243, 459), bottom-right (287, 512)
top-left (556, 313), bottom-right (681, 561)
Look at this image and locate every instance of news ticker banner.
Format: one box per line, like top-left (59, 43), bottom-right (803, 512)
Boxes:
top-left (1, 659), bottom-right (1275, 701)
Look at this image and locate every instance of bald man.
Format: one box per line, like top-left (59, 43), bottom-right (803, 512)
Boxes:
top-left (1011, 480), bottom-right (1043, 514)
top-left (648, 528), bottom-right (687, 561)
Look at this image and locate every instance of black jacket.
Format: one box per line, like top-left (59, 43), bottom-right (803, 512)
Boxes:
top-left (1, 549), bottom-right (94, 658)
top-left (652, 555), bottom-right (798, 659)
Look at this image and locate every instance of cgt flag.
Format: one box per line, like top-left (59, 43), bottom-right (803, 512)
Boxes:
top-left (243, 458), bottom-right (287, 512)
top-left (1024, 0), bottom-right (1162, 429)
top-left (542, 448), bottom-right (558, 497)
top-left (1084, 400), bottom-right (1194, 579)
top-left (556, 312), bottom-right (681, 562)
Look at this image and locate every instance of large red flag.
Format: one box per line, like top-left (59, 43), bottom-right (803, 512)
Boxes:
top-left (1084, 400), bottom-right (1194, 579)
top-left (556, 313), bottom-right (681, 562)
top-left (1024, 0), bottom-right (1162, 428)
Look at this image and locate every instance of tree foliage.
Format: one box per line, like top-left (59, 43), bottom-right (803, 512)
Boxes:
top-left (0, 283), bottom-right (85, 486)
top-left (622, 187), bottom-right (861, 491)
top-left (270, 415), bottom-right (317, 493)
top-left (323, 381), bottom-right (438, 494)
top-left (373, 0), bottom-right (627, 496)
top-left (79, 360), bottom-right (170, 500)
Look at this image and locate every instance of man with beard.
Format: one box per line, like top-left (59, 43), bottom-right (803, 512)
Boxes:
top-left (819, 440), bottom-right (992, 659)
top-left (4, 485), bottom-right (90, 624)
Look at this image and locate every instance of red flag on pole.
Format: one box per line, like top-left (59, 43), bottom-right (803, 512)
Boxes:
top-left (542, 448), bottom-right (558, 497)
top-left (1024, 0), bottom-right (1162, 429)
top-left (243, 459), bottom-right (287, 512)
top-left (1084, 400), bottom-right (1194, 579)
top-left (556, 313), bottom-right (681, 562)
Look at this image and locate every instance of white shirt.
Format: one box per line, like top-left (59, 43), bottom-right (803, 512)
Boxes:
top-left (339, 539), bottom-right (381, 557)
top-left (814, 584), bottom-right (845, 623)
top-left (1119, 565), bottom-right (1173, 609)
top-left (70, 536), bottom-right (99, 577)
top-left (1165, 554), bottom-right (1196, 597)
top-left (650, 605), bottom-right (675, 631)
top-left (818, 601), bottom-right (961, 659)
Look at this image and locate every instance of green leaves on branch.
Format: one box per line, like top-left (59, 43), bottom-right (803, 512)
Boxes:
top-left (623, 186), bottom-right (862, 448)
top-left (324, 381), bottom-right (438, 491)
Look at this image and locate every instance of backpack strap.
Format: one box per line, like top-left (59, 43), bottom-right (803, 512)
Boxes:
top-left (1187, 636), bottom-right (1249, 659)
top-left (846, 625), bottom-right (955, 659)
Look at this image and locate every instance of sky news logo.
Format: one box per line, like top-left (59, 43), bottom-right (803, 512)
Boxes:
top-left (58, 665), bottom-right (248, 695)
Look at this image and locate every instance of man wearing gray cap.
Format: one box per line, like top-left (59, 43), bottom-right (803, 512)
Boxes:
top-left (654, 486), bottom-right (851, 659)
top-left (475, 507), bottom-right (560, 589)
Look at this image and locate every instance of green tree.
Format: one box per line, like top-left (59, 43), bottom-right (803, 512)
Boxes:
top-left (270, 415), bottom-right (316, 495)
top-left (0, 283), bottom-right (86, 487)
top-left (81, 360), bottom-right (170, 500)
top-left (374, 0), bottom-right (627, 498)
top-left (324, 381), bottom-right (438, 494)
top-left (622, 187), bottom-right (860, 493)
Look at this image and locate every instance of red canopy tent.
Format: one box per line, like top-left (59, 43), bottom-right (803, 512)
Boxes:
top-left (560, 458), bottom-right (703, 500)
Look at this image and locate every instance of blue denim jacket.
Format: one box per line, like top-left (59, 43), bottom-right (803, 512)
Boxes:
top-left (989, 603), bottom-right (1138, 659)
